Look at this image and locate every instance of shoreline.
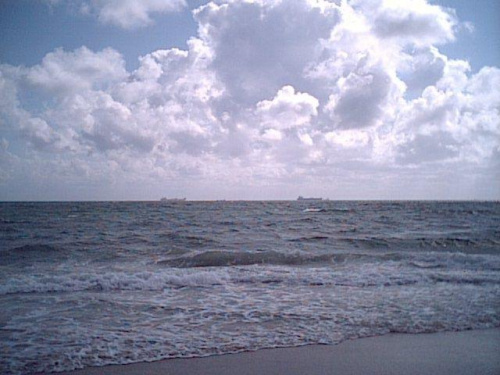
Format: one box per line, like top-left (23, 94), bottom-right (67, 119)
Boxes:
top-left (55, 328), bottom-right (500, 375)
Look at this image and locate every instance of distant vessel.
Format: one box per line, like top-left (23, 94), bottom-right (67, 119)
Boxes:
top-left (297, 196), bottom-right (323, 201)
top-left (160, 197), bottom-right (187, 202)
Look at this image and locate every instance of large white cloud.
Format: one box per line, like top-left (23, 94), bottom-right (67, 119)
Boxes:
top-left (26, 47), bottom-right (128, 95)
top-left (194, 0), bottom-right (340, 105)
top-left (1, 0), bottom-right (499, 199)
top-left (393, 63), bottom-right (500, 167)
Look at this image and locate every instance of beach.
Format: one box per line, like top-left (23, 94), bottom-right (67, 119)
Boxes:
top-left (57, 328), bottom-right (500, 375)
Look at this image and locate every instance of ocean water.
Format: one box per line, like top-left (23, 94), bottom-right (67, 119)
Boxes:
top-left (1, 201), bottom-right (499, 374)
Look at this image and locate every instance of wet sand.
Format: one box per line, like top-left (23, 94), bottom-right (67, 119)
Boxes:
top-left (56, 328), bottom-right (500, 375)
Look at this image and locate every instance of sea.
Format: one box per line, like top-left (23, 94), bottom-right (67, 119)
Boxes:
top-left (1, 201), bottom-right (499, 374)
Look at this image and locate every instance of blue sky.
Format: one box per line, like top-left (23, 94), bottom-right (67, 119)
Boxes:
top-left (0, 1), bottom-right (199, 70)
top-left (0, 0), bottom-right (499, 200)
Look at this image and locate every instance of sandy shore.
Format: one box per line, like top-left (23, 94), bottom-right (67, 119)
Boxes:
top-left (56, 328), bottom-right (500, 375)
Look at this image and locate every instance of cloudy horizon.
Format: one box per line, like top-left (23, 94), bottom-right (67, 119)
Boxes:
top-left (0, 0), bottom-right (499, 201)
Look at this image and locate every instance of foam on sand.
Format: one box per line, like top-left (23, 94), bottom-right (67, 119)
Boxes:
top-left (57, 328), bottom-right (500, 375)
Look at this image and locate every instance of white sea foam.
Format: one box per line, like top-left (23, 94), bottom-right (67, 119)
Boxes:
top-left (3, 268), bottom-right (499, 374)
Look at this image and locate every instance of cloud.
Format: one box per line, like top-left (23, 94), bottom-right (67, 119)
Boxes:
top-left (80, 93), bottom-right (156, 153)
top-left (368, 0), bottom-right (457, 46)
top-left (44, 0), bottom-right (187, 29)
top-left (393, 65), bottom-right (500, 166)
top-left (26, 47), bottom-right (127, 95)
top-left (90, 0), bottom-right (187, 29)
top-left (398, 46), bottom-right (447, 94)
top-left (194, 0), bottom-right (340, 104)
top-left (324, 65), bottom-right (402, 129)
top-left (2, 0), bottom-right (499, 199)
top-left (256, 86), bottom-right (319, 130)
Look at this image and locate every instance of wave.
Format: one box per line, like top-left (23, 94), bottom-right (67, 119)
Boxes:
top-left (302, 208), bottom-right (324, 213)
top-left (430, 273), bottom-right (500, 285)
top-left (159, 248), bottom-right (500, 271)
top-left (2, 248), bottom-right (499, 296)
top-left (335, 236), bottom-right (500, 253)
top-left (0, 244), bottom-right (67, 264)
top-left (3, 261), bottom-right (499, 296)
top-left (159, 250), bottom-right (336, 268)
top-left (302, 208), bottom-right (353, 213)
top-left (287, 235), bottom-right (330, 242)
top-left (4, 244), bottom-right (62, 253)
top-left (0, 269), bottom-right (228, 295)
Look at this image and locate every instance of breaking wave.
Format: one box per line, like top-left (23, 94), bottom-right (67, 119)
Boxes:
top-left (2, 250), bottom-right (499, 296)
top-left (159, 250), bottom-right (335, 268)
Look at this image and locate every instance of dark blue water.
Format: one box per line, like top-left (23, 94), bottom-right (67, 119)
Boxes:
top-left (1, 201), bottom-right (499, 374)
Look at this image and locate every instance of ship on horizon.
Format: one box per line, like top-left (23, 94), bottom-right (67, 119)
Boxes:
top-left (297, 196), bottom-right (323, 201)
top-left (160, 197), bottom-right (187, 202)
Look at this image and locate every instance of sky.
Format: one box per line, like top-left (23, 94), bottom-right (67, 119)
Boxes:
top-left (0, 0), bottom-right (499, 201)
